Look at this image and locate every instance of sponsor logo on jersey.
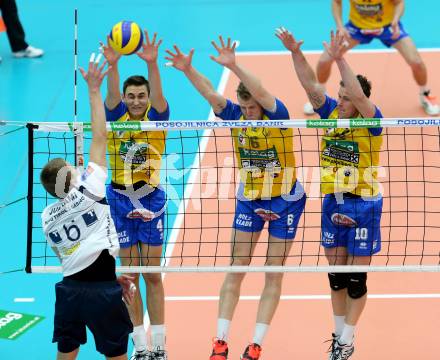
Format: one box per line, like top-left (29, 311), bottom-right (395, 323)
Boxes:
top-left (254, 208), bottom-right (280, 221)
top-left (118, 230), bottom-right (130, 244)
top-left (322, 231), bottom-right (335, 245)
top-left (331, 213), bottom-right (357, 227)
top-left (236, 213), bottom-right (253, 227)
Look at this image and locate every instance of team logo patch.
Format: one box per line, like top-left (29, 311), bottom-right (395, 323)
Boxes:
top-left (127, 208), bottom-right (155, 222)
top-left (254, 208), bottom-right (280, 221)
top-left (331, 213), bottom-right (357, 227)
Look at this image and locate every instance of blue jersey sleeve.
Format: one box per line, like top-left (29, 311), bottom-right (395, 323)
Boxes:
top-left (369, 106), bottom-right (383, 136)
top-left (263, 98), bottom-right (290, 119)
top-left (105, 101), bottom-right (127, 122)
top-left (147, 102), bottom-right (170, 121)
top-left (315, 95), bottom-right (338, 119)
top-left (215, 99), bottom-right (242, 120)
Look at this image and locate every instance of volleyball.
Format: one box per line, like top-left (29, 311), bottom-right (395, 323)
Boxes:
top-left (108, 21), bottom-right (143, 55)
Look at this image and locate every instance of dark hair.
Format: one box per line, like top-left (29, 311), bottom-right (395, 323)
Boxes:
top-left (123, 75), bottom-right (150, 95)
top-left (236, 82), bottom-right (252, 101)
top-left (40, 158), bottom-right (72, 198)
top-left (340, 74), bottom-right (372, 98)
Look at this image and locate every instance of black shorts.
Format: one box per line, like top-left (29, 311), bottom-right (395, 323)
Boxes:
top-left (53, 278), bottom-right (133, 357)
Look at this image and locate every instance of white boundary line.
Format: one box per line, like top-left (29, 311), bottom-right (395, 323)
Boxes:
top-left (164, 293), bottom-right (440, 301)
top-left (135, 68), bottom-right (232, 354)
top-left (14, 298), bottom-right (35, 303)
top-left (236, 47), bottom-right (440, 56)
top-left (162, 67), bottom-right (231, 268)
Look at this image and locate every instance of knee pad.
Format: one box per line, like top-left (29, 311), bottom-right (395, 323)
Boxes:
top-left (328, 272), bottom-right (348, 291)
top-left (347, 272), bottom-right (367, 299)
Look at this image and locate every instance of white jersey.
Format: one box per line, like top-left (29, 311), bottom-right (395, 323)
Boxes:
top-left (42, 162), bottom-right (119, 276)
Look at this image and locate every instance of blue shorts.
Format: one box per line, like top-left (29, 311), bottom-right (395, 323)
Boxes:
top-left (321, 193), bottom-right (383, 256)
top-left (233, 181), bottom-right (306, 239)
top-left (106, 184), bottom-right (166, 248)
top-left (345, 21), bottom-right (409, 47)
top-left (53, 278), bottom-right (132, 357)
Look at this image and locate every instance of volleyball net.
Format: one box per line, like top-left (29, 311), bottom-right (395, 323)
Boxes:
top-left (25, 118), bottom-right (440, 273)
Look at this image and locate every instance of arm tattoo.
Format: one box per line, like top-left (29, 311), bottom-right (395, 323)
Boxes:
top-left (308, 91), bottom-right (325, 109)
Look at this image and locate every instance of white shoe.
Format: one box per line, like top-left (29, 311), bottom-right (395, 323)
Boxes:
top-left (327, 333), bottom-right (340, 360)
top-left (331, 340), bottom-right (354, 360)
top-left (150, 348), bottom-right (168, 360)
top-left (303, 101), bottom-right (315, 115)
top-left (420, 91), bottom-right (440, 116)
top-left (130, 350), bottom-right (151, 360)
top-left (13, 45), bottom-right (44, 58)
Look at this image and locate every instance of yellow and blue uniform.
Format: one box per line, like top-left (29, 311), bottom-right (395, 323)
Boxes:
top-left (215, 99), bottom-right (306, 239)
top-left (346, 0), bottom-right (409, 47)
top-left (316, 95), bottom-right (383, 255)
top-left (105, 101), bottom-right (169, 248)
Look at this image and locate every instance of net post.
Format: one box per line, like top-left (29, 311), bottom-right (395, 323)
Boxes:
top-left (26, 123), bottom-right (37, 274)
top-left (73, 9), bottom-right (84, 169)
top-left (74, 122), bottom-right (84, 170)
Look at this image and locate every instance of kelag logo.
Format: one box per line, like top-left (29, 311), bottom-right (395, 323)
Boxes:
top-left (0, 310), bottom-right (44, 340)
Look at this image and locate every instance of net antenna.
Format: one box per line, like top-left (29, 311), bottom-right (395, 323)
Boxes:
top-left (73, 8), bottom-right (84, 170)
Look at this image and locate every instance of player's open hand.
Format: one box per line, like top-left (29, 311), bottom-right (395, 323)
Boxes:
top-left (165, 45), bottom-right (194, 72)
top-left (79, 53), bottom-right (110, 92)
top-left (117, 274), bottom-right (136, 305)
top-left (275, 27), bottom-right (304, 53)
top-left (137, 30), bottom-right (163, 63)
top-left (100, 37), bottom-right (121, 65)
top-left (336, 25), bottom-right (351, 43)
top-left (210, 36), bottom-right (237, 68)
top-left (323, 30), bottom-right (347, 61)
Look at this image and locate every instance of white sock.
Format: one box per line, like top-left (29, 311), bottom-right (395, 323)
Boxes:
top-left (334, 315), bottom-right (345, 337)
top-left (150, 324), bottom-right (166, 351)
top-left (420, 86), bottom-right (430, 95)
top-left (217, 318), bottom-right (231, 342)
top-left (252, 323), bottom-right (269, 346)
top-left (339, 324), bottom-right (355, 346)
top-left (132, 325), bottom-right (147, 352)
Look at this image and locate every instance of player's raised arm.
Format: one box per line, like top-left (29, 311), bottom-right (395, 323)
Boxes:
top-left (276, 27), bottom-right (326, 110)
top-left (324, 30), bottom-right (377, 118)
top-left (137, 30), bottom-right (168, 113)
top-left (165, 45), bottom-right (227, 114)
top-left (210, 35), bottom-right (276, 111)
top-left (79, 53), bottom-right (110, 168)
top-left (100, 37), bottom-right (122, 110)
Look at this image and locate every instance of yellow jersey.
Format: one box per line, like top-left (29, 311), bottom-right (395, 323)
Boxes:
top-left (214, 99), bottom-right (295, 200)
top-left (318, 97), bottom-right (383, 197)
top-left (232, 122), bottom-right (296, 200)
top-left (349, 0), bottom-right (395, 29)
top-left (106, 102), bottom-right (167, 187)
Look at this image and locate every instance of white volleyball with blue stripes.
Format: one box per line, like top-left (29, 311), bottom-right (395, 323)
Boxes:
top-left (109, 21), bottom-right (143, 55)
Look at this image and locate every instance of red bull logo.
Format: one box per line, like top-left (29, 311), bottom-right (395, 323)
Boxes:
top-left (127, 209), bottom-right (155, 222)
top-left (254, 208), bottom-right (280, 221)
top-left (331, 213), bottom-right (357, 227)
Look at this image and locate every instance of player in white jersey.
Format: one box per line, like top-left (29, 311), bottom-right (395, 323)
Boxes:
top-left (40, 54), bottom-right (135, 360)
